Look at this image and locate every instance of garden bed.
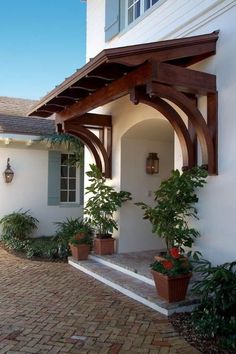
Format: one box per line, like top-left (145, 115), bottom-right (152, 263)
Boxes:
top-left (170, 313), bottom-right (235, 354)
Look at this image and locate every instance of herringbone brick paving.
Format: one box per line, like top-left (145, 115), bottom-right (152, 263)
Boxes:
top-left (0, 248), bottom-right (201, 353)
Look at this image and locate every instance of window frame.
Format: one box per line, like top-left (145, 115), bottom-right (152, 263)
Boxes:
top-left (60, 153), bottom-right (78, 204)
top-left (125, 0), bottom-right (161, 28)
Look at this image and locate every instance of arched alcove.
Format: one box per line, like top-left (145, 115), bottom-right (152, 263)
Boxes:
top-left (118, 118), bottom-right (174, 253)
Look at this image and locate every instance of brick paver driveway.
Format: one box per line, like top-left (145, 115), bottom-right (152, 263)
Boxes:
top-left (0, 248), bottom-right (200, 354)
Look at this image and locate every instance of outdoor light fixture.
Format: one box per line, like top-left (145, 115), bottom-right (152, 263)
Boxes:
top-left (3, 158), bottom-right (14, 183)
top-left (146, 153), bottom-right (159, 174)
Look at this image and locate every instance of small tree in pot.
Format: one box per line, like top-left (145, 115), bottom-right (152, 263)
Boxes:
top-left (136, 166), bottom-right (208, 302)
top-left (84, 164), bottom-right (132, 255)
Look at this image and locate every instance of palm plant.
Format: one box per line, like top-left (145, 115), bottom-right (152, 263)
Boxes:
top-left (0, 209), bottom-right (38, 240)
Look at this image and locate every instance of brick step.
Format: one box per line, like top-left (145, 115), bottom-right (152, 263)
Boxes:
top-left (68, 257), bottom-right (199, 316)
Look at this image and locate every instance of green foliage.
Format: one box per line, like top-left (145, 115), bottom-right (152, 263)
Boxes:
top-left (26, 237), bottom-right (58, 259)
top-left (191, 259), bottom-right (236, 349)
top-left (135, 167), bottom-right (208, 250)
top-left (0, 210), bottom-right (38, 241)
top-left (54, 217), bottom-right (93, 256)
top-left (69, 234), bottom-right (93, 246)
top-left (84, 164), bottom-right (132, 236)
top-left (1, 234), bottom-right (30, 252)
top-left (40, 133), bottom-right (84, 167)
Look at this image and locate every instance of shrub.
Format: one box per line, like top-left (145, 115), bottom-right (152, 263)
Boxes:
top-left (191, 259), bottom-right (236, 349)
top-left (135, 167), bottom-right (207, 251)
top-left (0, 209), bottom-right (38, 241)
top-left (84, 164), bottom-right (132, 237)
top-left (25, 237), bottom-right (58, 259)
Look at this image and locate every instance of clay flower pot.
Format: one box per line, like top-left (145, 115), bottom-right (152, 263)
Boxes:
top-left (94, 238), bottom-right (115, 255)
top-left (151, 270), bottom-right (192, 303)
top-left (69, 243), bottom-right (90, 260)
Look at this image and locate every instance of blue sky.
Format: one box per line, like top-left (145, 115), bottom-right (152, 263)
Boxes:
top-left (0, 0), bottom-right (86, 100)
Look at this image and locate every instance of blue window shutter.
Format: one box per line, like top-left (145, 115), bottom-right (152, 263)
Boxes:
top-left (119, 0), bottom-right (126, 32)
top-left (105, 0), bottom-right (120, 42)
top-left (48, 151), bottom-right (60, 206)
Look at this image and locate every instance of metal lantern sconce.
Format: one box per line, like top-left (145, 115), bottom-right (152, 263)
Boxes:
top-left (4, 158), bottom-right (14, 183)
top-left (146, 153), bottom-right (159, 174)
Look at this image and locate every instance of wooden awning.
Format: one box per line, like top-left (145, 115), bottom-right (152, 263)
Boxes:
top-left (28, 31), bottom-right (219, 178)
top-left (28, 32), bottom-right (218, 118)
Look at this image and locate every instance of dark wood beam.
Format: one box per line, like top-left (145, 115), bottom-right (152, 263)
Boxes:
top-left (65, 113), bottom-right (112, 128)
top-left (207, 92), bottom-right (218, 174)
top-left (152, 62), bottom-right (216, 95)
top-left (58, 62), bottom-right (152, 122)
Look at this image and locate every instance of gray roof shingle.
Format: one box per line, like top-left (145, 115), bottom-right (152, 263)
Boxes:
top-left (0, 96), bottom-right (38, 116)
top-left (0, 114), bottom-right (55, 136)
top-left (0, 97), bottom-right (55, 135)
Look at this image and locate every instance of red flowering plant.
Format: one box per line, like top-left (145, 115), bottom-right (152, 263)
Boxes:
top-left (150, 247), bottom-right (192, 276)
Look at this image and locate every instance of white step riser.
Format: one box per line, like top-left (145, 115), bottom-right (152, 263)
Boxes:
top-left (69, 259), bottom-right (168, 315)
top-left (89, 254), bottom-right (155, 286)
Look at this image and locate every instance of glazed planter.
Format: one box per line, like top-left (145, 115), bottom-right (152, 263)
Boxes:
top-left (151, 270), bottom-right (192, 303)
top-left (94, 237), bottom-right (115, 255)
top-left (69, 243), bottom-right (90, 260)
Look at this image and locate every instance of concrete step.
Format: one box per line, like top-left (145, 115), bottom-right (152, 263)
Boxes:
top-left (68, 256), bottom-right (199, 316)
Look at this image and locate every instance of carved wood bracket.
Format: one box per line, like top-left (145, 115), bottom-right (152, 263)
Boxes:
top-left (131, 62), bottom-right (218, 174)
top-left (61, 113), bottom-right (112, 178)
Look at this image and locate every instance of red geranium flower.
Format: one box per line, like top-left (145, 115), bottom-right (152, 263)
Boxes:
top-left (162, 260), bottom-right (174, 270)
top-left (169, 247), bottom-right (180, 259)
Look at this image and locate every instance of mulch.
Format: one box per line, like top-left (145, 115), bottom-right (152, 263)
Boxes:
top-left (169, 312), bottom-right (235, 354)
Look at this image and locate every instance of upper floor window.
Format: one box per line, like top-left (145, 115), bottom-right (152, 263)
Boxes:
top-left (127, 0), bottom-right (159, 25)
top-left (105, 0), bottom-right (162, 42)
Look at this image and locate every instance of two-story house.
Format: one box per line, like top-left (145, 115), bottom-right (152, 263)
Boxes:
top-left (28, 0), bottom-right (236, 265)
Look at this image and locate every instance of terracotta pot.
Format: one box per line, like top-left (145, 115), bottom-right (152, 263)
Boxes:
top-left (151, 270), bottom-right (192, 303)
top-left (69, 243), bottom-right (90, 260)
top-left (74, 232), bottom-right (86, 241)
top-left (94, 238), bottom-right (115, 255)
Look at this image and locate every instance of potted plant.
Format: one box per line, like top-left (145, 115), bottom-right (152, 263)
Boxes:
top-left (136, 166), bottom-right (208, 302)
top-left (151, 247), bottom-right (193, 302)
top-left (69, 231), bottom-right (93, 260)
top-left (84, 164), bottom-right (132, 255)
top-left (54, 217), bottom-right (93, 259)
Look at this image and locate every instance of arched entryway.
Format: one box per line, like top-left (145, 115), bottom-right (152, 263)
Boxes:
top-left (118, 117), bottom-right (174, 253)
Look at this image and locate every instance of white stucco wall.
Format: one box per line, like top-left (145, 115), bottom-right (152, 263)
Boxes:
top-left (0, 141), bottom-right (83, 237)
top-left (86, 0), bottom-right (236, 263)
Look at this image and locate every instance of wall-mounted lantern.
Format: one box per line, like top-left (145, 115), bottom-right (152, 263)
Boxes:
top-left (3, 158), bottom-right (14, 183)
top-left (146, 153), bottom-right (159, 174)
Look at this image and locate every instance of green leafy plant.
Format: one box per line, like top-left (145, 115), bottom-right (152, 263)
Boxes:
top-left (84, 164), bottom-right (132, 237)
top-left (25, 237), bottom-right (58, 259)
top-left (40, 133), bottom-right (84, 167)
top-left (191, 259), bottom-right (236, 349)
top-left (151, 247), bottom-right (192, 276)
top-left (136, 167), bottom-right (207, 251)
top-left (0, 209), bottom-right (38, 241)
top-left (54, 217), bottom-right (93, 256)
top-left (69, 234), bottom-right (93, 246)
